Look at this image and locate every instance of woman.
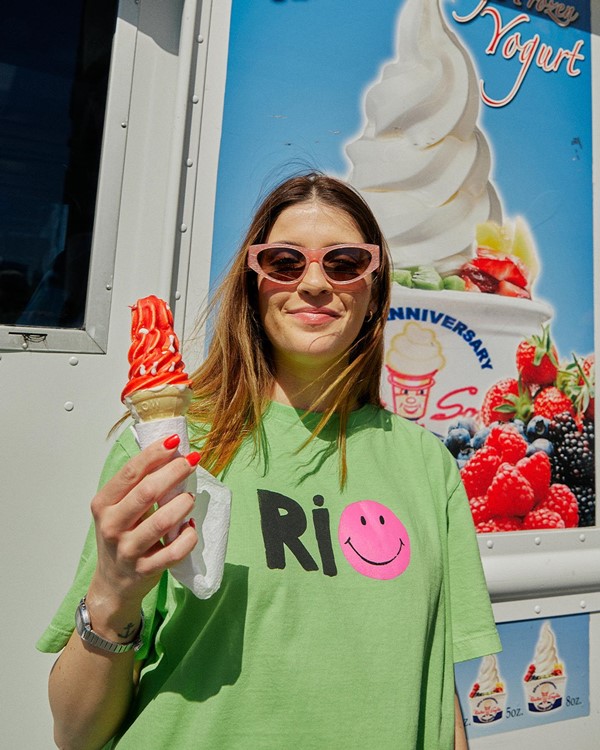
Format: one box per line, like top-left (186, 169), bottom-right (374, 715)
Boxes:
top-left (40, 173), bottom-right (500, 749)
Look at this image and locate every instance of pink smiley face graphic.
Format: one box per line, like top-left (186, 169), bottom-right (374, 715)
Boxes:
top-left (338, 500), bottom-right (411, 579)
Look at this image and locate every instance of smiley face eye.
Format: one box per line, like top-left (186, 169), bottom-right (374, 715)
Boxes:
top-left (379, 515), bottom-right (385, 525)
top-left (360, 516), bottom-right (366, 525)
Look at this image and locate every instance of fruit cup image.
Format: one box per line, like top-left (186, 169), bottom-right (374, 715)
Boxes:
top-left (469, 654), bottom-right (507, 725)
top-left (385, 322), bottom-right (445, 421)
top-left (524, 621), bottom-right (567, 713)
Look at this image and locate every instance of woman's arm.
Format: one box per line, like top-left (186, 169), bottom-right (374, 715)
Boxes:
top-left (454, 692), bottom-right (468, 750)
top-left (48, 437), bottom-right (198, 750)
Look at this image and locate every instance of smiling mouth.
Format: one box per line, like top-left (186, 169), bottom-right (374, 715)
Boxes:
top-left (344, 537), bottom-right (404, 566)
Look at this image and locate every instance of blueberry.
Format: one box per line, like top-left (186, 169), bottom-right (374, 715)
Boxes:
top-left (444, 427), bottom-right (472, 457)
top-left (448, 418), bottom-right (477, 437)
top-left (526, 416), bottom-right (550, 442)
top-left (472, 427), bottom-right (490, 450)
top-left (526, 438), bottom-right (554, 457)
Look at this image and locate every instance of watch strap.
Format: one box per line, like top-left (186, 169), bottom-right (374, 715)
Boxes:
top-left (75, 596), bottom-right (144, 654)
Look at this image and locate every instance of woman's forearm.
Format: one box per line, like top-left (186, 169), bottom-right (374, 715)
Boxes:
top-left (48, 590), bottom-right (142, 750)
top-left (454, 692), bottom-right (468, 750)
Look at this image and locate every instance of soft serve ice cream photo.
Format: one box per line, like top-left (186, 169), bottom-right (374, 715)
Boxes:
top-left (469, 654), bottom-right (507, 724)
top-left (523, 621), bottom-right (567, 713)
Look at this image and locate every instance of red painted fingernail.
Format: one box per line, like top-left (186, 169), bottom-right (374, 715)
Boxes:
top-left (189, 518), bottom-right (196, 529)
top-left (185, 451), bottom-right (201, 467)
top-left (163, 434), bottom-right (180, 450)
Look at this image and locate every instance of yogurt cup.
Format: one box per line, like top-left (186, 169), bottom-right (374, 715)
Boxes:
top-left (525, 674), bottom-right (567, 713)
top-left (470, 691), bottom-right (507, 724)
top-left (381, 286), bottom-right (552, 434)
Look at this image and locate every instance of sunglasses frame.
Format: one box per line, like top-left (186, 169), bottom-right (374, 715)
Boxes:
top-left (247, 243), bottom-right (380, 285)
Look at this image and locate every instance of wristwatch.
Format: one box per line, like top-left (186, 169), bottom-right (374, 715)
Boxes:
top-left (75, 596), bottom-right (144, 654)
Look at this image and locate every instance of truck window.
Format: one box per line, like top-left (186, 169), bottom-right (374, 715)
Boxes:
top-left (0, 0), bottom-right (121, 350)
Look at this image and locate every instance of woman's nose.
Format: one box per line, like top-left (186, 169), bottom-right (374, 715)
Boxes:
top-left (297, 260), bottom-right (333, 293)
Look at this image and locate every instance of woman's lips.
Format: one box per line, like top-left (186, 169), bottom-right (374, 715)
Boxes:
top-left (288, 307), bottom-right (342, 325)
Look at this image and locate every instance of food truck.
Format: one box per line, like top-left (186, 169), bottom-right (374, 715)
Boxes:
top-left (2, 1), bottom-right (598, 746)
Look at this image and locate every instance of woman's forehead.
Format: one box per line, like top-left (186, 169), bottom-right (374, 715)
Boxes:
top-left (267, 201), bottom-right (364, 243)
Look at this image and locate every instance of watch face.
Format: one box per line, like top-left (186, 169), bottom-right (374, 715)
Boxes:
top-left (75, 602), bottom-right (87, 635)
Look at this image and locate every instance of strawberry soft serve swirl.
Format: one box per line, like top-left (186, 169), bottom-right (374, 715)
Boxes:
top-left (121, 295), bottom-right (192, 402)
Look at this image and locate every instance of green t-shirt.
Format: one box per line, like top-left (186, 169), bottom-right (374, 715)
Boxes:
top-left (39, 402), bottom-right (500, 749)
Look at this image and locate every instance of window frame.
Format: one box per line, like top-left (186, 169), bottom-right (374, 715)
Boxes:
top-left (0, 0), bottom-right (139, 354)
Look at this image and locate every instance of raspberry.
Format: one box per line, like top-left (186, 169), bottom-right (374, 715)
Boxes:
top-left (487, 462), bottom-right (535, 517)
top-left (469, 496), bottom-right (491, 526)
top-left (486, 427), bottom-right (528, 464)
top-left (523, 508), bottom-right (565, 530)
top-left (538, 484), bottom-right (579, 528)
top-left (475, 520), bottom-right (502, 534)
top-left (493, 516), bottom-right (524, 532)
top-left (461, 446), bottom-right (501, 499)
top-left (516, 451), bottom-right (551, 503)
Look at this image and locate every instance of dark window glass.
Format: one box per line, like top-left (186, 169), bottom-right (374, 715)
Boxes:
top-left (0, 0), bottom-right (118, 328)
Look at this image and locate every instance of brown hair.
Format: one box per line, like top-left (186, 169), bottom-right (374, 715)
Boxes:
top-left (188, 172), bottom-right (391, 484)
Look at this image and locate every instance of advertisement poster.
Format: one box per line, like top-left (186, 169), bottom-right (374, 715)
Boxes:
top-left (211, 0), bottom-right (595, 532)
top-left (454, 614), bottom-right (590, 738)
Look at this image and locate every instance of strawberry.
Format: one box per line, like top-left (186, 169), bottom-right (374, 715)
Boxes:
top-left (469, 496), bottom-right (491, 525)
top-left (486, 426), bottom-right (528, 464)
top-left (560, 353), bottom-right (595, 421)
top-left (480, 379), bottom-right (520, 425)
top-left (472, 248), bottom-right (529, 288)
top-left (461, 446), bottom-right (501, 499)
top-left (533, 386), bottom-right (575, 421)
top-left (497, 280), bottom-right (531, 298)
top-left (486, 462), bottom-right (535, 517)
top-left (493, 516), bottom-right (524, 532)
top-left (459, 264), bottom-right (499, 294)
top-left (538, 484), bottom-right (579, 528)
top-left (516, 326), bottom-right (559, 386)
top-left (516, 451), bottom-right (551, 503)
top-left (463, 275), bottom-right (483, 293)
top-left (523, 507), bottom-right (565, 530)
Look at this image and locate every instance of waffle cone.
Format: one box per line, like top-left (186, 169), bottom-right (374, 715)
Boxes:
top-left (126, 385), bottom-right (193, 421)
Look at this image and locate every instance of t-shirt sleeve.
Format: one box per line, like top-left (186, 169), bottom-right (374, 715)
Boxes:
top-left (36, 427), bottom-right (161, 660)
top-left (444, 451), bottom-right (502, 663)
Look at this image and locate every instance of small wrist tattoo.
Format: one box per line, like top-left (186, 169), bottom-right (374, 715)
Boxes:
top-left (118, 622), bottom-right (136, 640)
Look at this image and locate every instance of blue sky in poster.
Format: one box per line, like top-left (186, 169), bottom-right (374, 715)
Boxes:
top-left (212, 0), bottom-right (593, 358)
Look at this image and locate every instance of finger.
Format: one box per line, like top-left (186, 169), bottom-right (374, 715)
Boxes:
top-left (119, 490), bottom-right (196, 560)
top-left (93, 435), bottom-right (184, 512)
top-left (136, 520), bottom-right (199, 577)
top-left (109, 453), bottom-right (199, 531)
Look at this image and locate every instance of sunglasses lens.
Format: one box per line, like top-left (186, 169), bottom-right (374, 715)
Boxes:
top-left (322, 246), bottom-right (373, 281)
top-left (257, 246), bottom-right (306, 281)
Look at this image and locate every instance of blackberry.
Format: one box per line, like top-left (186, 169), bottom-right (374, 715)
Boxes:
top-left (582, 419), bottom-right (595, 450)
top-left (550, 458), bottom-right (568, 484)
top-left (571, 483), bottom-right (595, 527)
top-left (548, 411), bottom-right (578, 444)
top-left (554, 432), bottom-right (594, 482)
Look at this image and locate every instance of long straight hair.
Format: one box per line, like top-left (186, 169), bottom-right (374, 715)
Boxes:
top-left (188, 172), bottom-right (392, 484)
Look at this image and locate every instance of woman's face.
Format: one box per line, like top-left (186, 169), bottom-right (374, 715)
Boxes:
top-left (256, 201), bottom-right (375, 374)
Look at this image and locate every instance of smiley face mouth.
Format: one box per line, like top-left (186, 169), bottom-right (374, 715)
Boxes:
top-left (344, 537), bottom-right (405, 566)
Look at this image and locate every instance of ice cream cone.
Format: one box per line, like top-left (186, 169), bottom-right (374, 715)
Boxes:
top-left (125, 384), bottom-right (193, 423)
top-left (386, 366), bottom-right (437, 421)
